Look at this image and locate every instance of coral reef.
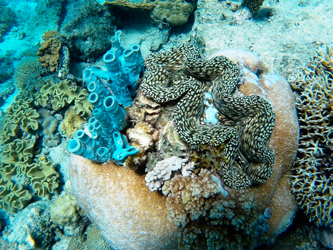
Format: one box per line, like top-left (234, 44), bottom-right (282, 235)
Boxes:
top-left (69, 48), bottom-right (299, 249)
top-left (38, 109), bottom-right (58, 136)
top-left (59, 106), bottom-right (85, 138)
top-left (0, 80), bottom-right (14, 103)
top-left (68, 224), bottom-right (111, 250)
top-left (150, 0), bottom-right (196, 26)
top-left (13, 56), bottom-right (43, 91)
top-left (50, 194), bottom-right (85, 236)
top-left (0, 201), bottom-right (55, 249)
top-left (0, 6), bottom-right (15, 41)
top-left (140, 44), bottom-right (275, 189)
top-left (290, 44), bottom-right (333, 228)
top-left (38, 78), bottom-right (93, 119)
top-left (0, 57), bottom-right (14, 84)
top-left (242, 0), bottom-right (264, 14)
top-left (104, 0), bottom-right (195, 26)
top-left (124, 121), bottom-right (159, 169)
top-left (37, 30), bottom-right (62, 73)
top-left (59, 0), bottom-right (116, 61)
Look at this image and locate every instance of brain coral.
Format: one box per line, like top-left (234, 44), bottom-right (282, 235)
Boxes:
top-left (70, 48), bottom-right (299, 249)
top-left (290, 44), bottom-right (333, 228)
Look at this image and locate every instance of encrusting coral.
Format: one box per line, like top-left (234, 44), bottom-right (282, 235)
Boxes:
top-left (242, 0), bottom-right (264, 14)
top-left (59, 106), bottom-right (85, 138)
top-left (145, 156), bottom-right (194, 192)
top-left (290, 44), bottom-right (333, 228)
top-left (37, 31), bottom-right (62, 73)
top-left (140, 44), bottom-right (275, 190)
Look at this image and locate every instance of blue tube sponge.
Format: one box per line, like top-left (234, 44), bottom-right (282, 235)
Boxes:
top-left (84, 30), bottom-right (143, 107)
top-left (103, 96), bottom-right (127, 131)
top-left (112, 131), bottom-right (140, 164)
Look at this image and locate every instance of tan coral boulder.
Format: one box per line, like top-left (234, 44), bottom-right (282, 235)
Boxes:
top-left (70, 155), bottom-right (178, 250)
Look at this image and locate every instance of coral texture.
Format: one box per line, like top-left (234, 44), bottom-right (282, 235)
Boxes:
top-left (105, 0), bottom-right (195, 26)
top-left (145, 156), bottom-right (194, 192)
top-left (150, 0), bottom-right (196, 26)
top-left (38, 79), bottom-right (93, 119)
top-left (242, 0), bottom-right (264, 14)
top-left (0, 81), bottom-right (14, 103)
top-left (69, 154), bottom-right (178, 250)
top-left (50, 194), bottom-right (83, 227)
top-left (13, 56), bottom-right (43, 90)
top-left (37, 31), bottom-right (62, 72)
top-left (68, 224), bottom-right (111, 250)
top-left (60, 0), bottom-right (116, 61)
top-left (0, 201), bottom-right (55, 249)
top-left (140, 44), bottom-right (276, 189)
top-left (59, 106), bottom-right (85, 138)
top-left (290, 44), bottom-right (333, 228)
top-left (70, 49), bottom-right (299, 249)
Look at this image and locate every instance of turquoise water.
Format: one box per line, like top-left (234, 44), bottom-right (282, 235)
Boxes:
top-left (0, 0), bottom-right (332, 249)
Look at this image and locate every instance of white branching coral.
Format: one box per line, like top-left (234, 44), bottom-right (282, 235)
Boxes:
top-left (145, 156), bottom-right (195, 192)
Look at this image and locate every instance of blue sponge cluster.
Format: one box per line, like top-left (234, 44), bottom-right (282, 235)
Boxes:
top-left (68, 30), bottom-right (142, 164)
top-left (83, 30), bottom-right (143, 107)
top-left (255, 208), bottom-right (273, 238)
top-left (67, 94), bottom-right (139, 164)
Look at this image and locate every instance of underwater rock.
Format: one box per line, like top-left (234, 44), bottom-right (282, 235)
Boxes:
top-left (50, 194), bottom-right (85, 236)
top-left (0, 6), bottom-right (15, 42)
top-left (59, 0), bottom-right (117, 61)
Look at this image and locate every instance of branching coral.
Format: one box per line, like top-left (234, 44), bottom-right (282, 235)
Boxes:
top-left (145, 156), bottom-right (194, 192)
top-left (162, 169), bottom-right (259, 249)
top-left (290, 44), bottom-right (333, 228)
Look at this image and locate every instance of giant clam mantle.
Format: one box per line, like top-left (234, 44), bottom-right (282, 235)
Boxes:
top-left (140, 44), bottom-right (276, 189)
